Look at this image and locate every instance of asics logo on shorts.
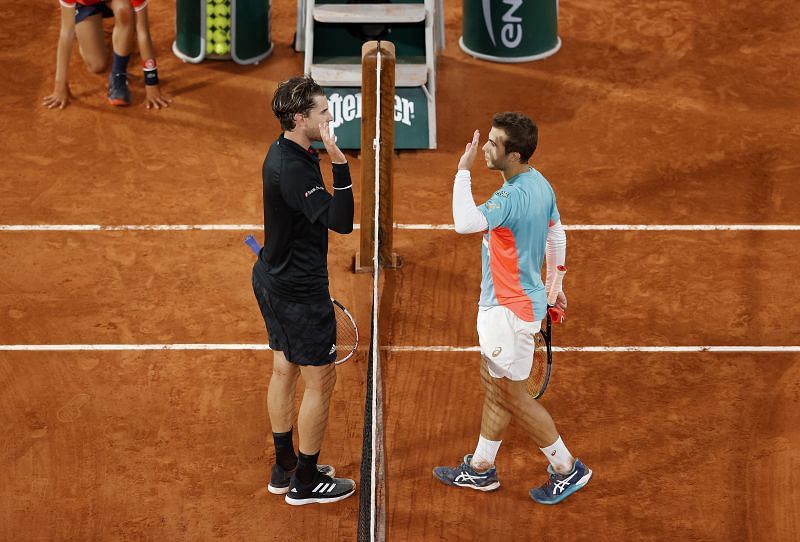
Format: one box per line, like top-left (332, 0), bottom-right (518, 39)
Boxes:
top-left (492, 347), bottom-right (502, 357)
top-left (329, 344), bottom-right (336, 355)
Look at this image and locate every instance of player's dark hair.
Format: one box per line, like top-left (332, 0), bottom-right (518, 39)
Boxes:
top-left (492, 112), bottom-right (538, 163)
top-left (272, 76), bottom-right (325, 131)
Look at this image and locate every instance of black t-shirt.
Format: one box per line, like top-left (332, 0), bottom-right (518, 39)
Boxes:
top-left (256, 134), bottom-right (351, 301)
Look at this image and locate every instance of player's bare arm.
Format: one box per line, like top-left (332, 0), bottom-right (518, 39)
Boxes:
top-left (135, 6), bottom-right (171, 110)
top-left (43, 6), bottom-right (76, 109)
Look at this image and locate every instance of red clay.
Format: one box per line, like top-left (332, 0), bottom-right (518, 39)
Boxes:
top-left (1, 0), bottom-right (799, 540)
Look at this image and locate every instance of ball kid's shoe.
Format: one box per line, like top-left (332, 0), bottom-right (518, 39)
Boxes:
top-left (432, 454), bottom-right (500, 492)
top-left (529, 458), bottom-right (592, 505)
top-left (107, 72), bottom-right (131, 106)
top-left (267, 463), bottom-right (335, 495)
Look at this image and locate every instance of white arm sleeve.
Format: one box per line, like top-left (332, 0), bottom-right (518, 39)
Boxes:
top-left (545, 220), bottom-right (567, 293)
top-left (452, 170), bottom-right (489, 234)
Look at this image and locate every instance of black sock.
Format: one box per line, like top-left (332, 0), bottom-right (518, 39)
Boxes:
top-left (296, 451), bottom-right (320, 486)
top-left (111, 53), bottom-right (130, 76)
top-left (273, 429), bottom-right (297, 471)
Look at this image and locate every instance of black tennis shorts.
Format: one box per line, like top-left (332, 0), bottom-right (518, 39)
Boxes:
top-left (251, 268), bottom-right (336, 366)
top-left (75, 3), bottom-right (114, 24)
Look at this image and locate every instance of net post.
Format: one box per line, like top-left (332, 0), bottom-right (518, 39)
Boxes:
top-left (356, 41), bottom-right (378, 273)
top-left (355, 40), bottom-right (402, 273)
top-left (376, 42), bottom-right (400, 269)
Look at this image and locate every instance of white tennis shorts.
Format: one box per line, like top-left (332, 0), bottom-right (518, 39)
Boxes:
top-left (477, 305), bottom-right (542, 381)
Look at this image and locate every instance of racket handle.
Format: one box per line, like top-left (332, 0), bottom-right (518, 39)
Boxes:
top-left (548, 306), bottom-right (567, 324)
top-left (245, 235), bottom-right (262, 256)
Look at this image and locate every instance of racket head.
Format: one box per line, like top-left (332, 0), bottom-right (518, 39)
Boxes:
top-left (332, 298), bottom-right (358, 364)
top-left (527, 329), bottom-right (551, 398)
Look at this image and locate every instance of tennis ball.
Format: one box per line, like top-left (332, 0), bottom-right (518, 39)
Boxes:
top-left (206, 40), bottom-right (214, 54)
top-left (215, 3), bottom-right (230, 17)
top-left (214, 41), bottom-right (229, 55)
top-left (206, 28), bottom-right (213, 43)
top-left (206, 15), bottom-right (216, 29)
top-left (216, 15), bottom-right (230, 30)
top-left (213, 29), bottom-right (226, 43)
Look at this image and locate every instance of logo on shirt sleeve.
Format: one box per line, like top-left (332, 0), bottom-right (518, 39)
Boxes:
top-left (304, 186), bottom-right (324, 198)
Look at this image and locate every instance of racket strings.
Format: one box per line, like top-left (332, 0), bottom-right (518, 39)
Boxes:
top-left (527, 331), bottom-right (548, 397)
top-left (334, 304), bottom-right (358, 363)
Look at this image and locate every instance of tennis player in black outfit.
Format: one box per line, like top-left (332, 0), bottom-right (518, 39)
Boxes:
top-left (252, 76), bottom-right (355, 505)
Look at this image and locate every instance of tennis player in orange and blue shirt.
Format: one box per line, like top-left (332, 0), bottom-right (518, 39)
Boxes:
top-left (433, 112), bottom-right (592, 504)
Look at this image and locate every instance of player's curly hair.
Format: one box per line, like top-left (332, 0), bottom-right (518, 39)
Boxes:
top-left (272, 76), bottom-right (325, 131)
top-left (492, 112), bottom-right (538, 163)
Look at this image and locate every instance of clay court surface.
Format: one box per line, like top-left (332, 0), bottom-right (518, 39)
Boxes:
top-left (2, 0), bottom-right (800, 540)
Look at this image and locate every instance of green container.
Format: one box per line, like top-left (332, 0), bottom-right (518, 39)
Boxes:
top-left (460, 0), bottom-right (561, 63)
top-left (173, 0), bottom-right (273, 65)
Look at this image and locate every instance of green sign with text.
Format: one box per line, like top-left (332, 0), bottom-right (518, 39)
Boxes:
top-left (323, 86), bottom-right (430, 150)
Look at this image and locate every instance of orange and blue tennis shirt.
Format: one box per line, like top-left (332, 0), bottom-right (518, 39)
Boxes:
top-left (477, 167), bottom-right (560, 323)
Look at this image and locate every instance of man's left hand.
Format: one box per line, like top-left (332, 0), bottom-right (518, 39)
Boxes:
top-left (320, 121), bottom-right (346, 164)
top-left (457, 129), bottom-right (480, 171)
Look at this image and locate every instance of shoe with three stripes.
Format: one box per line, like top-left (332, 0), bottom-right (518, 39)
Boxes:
top-left (267, 463), bottom-right (336, 495)
top-left (284, 472), bottom-right (356, 505)
top-left (529, 458), bottom-right (592, 504)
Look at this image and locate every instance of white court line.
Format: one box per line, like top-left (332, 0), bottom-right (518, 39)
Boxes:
top-left (1, 344), bottom-right (799, 352)
top-left (0, 344), bottom-right (271, 351)
top-left (0, 225), bottom-right (264, 231)
top-left (2, 224), bottom-right (800, 232)
top-left (387, 346), bottom-right (800, 353)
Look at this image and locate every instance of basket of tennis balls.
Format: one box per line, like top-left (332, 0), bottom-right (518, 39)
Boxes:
top-left (206, 0), bottom-right (232, 59)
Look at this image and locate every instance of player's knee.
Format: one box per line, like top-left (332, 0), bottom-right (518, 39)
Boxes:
top-left (304, 364), bottom-right (337, 393)
top-left (322, 366), bottom-right (338, 391)
top-left (114, 4), bottom-right (134, 25)
top-left (504, 379), bottom-right (532, 407)
top-left (272, 364), bottom-right (294, 379)
top-left (85, 58), bottom-right (108, 73)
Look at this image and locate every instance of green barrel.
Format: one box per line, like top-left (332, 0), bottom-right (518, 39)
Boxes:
top-left (460, 0), bottom-right (561, 63)
top-left (174, 0), bottom-right (204, 62)
top-left (232, 0), bottom-right (273, 64)
top-left (173, 0), bottom-right (273, 65)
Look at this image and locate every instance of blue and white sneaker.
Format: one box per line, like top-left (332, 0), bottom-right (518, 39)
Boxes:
top-left (432, 454), bottom-right (500, 491)
top-left (267, 463), bottom-right (335, 495)
top-left (107, 72), bottom-right (130, 106)
top-left (529, 458), bottom-right (592, 504)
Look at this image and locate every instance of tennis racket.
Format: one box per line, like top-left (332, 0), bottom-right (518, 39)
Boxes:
top-left (527, 265), bottom-right (567, 398)
top-left (245, 235), bottom-right (359, 364)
